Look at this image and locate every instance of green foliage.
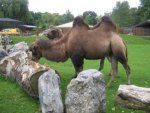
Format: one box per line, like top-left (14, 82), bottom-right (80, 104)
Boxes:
top-left (0, 0), bottom-right (74, 28)
top-left (0, 0), bottom-right (29, 22)
top-left (111, 1), bottom-right (139, 27)
top-left (2, 34), bottom-right (149, 113)
top-left (31, 10), bottom-right (74, 29)
top-left (62, 10), bottom-right (74, 23)
top-left (0, 0), bottom-right (149, 29)
top-left (83, 11), bottom-right (97, 25)
top-left (10, 36), bottom-right (46, 46)
top-left (111, 0), bottom-right (150, 26)
top-left (138, 0), bottom-right (150, 21)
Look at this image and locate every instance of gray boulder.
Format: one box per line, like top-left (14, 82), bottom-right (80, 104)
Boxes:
top-left (8, 41), bottom-right (29, 54)
top-left (65, 69), bottom-right (106, 113)
top-left (38, 70), bottom-right (63, 113)
top-left (0, 49), bottom-right (8, 60)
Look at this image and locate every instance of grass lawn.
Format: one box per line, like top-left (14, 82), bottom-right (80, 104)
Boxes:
top-left (0, 34), bottom-right (150, 113)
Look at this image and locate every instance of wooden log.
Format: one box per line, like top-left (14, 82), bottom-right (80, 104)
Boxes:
top-left (0, 51), bottom-right (49, 98)
top-left (115, 85), bottom-right (150, 112)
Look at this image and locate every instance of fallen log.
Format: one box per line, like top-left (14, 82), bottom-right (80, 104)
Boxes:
top-left (0, 51), bottom-right (49, 98)
top-left (115, 85), bottom-right (150, 112)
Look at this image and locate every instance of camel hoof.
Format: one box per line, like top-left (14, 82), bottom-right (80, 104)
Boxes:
top-left (127, 80), bottom-right (131, 85)
top-left (105, 84), bottom-right (111, 89)
top-left (98, 68), bottom-right (102, 71)
top-left (126, 83), bottom-right (131, 85)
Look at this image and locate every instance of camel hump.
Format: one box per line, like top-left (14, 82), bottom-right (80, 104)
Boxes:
top-left (101, 16), bottom-right (117, 32)
top-left (73, 16), bottom-right (89, 28)
top-left (101, 16), bottom-right (112, 23)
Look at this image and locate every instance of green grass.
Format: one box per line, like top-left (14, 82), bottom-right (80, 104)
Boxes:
top-left (9, 36), bottom-right (46, 46)
top-left (0, 34), bottom-right (150, 113)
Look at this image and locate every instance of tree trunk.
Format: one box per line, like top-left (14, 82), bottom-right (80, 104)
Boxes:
top-left (115, 85), bottom-right (150, 112)
top-left (0, 51), bottom-right (49, 98)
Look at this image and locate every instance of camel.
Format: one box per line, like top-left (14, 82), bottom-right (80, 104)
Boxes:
top-left (43, 26), bottom-right (106, 71)
top-left (30, 16), bottom-right (131, 88)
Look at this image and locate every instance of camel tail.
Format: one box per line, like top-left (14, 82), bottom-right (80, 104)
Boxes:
top-left (123, 40), bottom-right (128, 62)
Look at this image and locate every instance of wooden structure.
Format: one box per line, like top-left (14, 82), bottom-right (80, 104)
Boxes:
top-left (0, 18), bottom-right (22, 30)
top-left (133, 20), bottom-right (150, 36)
top-left (132, 27), bottom-right (150, 36)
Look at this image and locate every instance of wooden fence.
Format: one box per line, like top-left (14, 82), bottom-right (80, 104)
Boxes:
top-left (119, 27), bottom-right (150, 36)
top-left (132, 27), bottom-right (150, 36)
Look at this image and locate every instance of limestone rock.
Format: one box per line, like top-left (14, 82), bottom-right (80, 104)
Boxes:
top-left (8, 41), bottom-right (29, 54)
top-left (38, 70), bottom-right (63, 113)
top-left (65, 69), bottom-right (106, 113)
top-left (115, 85), bottom-right (150, 112)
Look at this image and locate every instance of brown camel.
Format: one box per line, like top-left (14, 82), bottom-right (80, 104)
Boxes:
top-left (30, 16), bottom-right (131, 88)
top-left (44, 25), bottom-right (106, 71)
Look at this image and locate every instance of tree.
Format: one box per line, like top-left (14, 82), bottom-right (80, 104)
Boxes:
top-left (111, 1), bottom-right (130, 27)
top-left (129, 8), bottom-right (139, 25)
top-left (62, 10), bottom-right (74, 23)
top-left (0, 0), bottom-right (11, 17)
top-left (83, 11), bottom-right (97, 25)
top-left (32, 12), bottom-right (42, 26)
top-left (52, 13), bottom-right (64, 26)
top-left (0, 0), bottom-right (32, 23)
top-left (138, 0), bottom-right (150, 21)
top-left (111, 1), bottom-right (139, 27)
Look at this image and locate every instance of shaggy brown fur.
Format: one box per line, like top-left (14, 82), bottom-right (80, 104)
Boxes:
top-left (30, 16), bottom-right (131, 88)
top-left (44, 21), bottom-right (105, 71)
top-left (44, 27), bottom-right (63, 40)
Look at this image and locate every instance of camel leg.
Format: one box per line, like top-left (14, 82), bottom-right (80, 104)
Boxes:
top-left (100, 56), bottom-right (115, 76)
top-left (106, 57), bottom-right (118, 88)
top-left (71, 55), bottom-right (84, 78)
top-left (98, 57), bottom-right (105, 71)
top-left (109, 61), bottom-right (118, 77)
top-left (121, 62), bottom-right (131, 85)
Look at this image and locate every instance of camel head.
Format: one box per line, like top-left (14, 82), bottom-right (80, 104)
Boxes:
top-left (29, 41), bottom-right (42, 62)
top-left (30, 39), bottom-right (69, 63)
top-left (44, 27), bottom-right (63, 40)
